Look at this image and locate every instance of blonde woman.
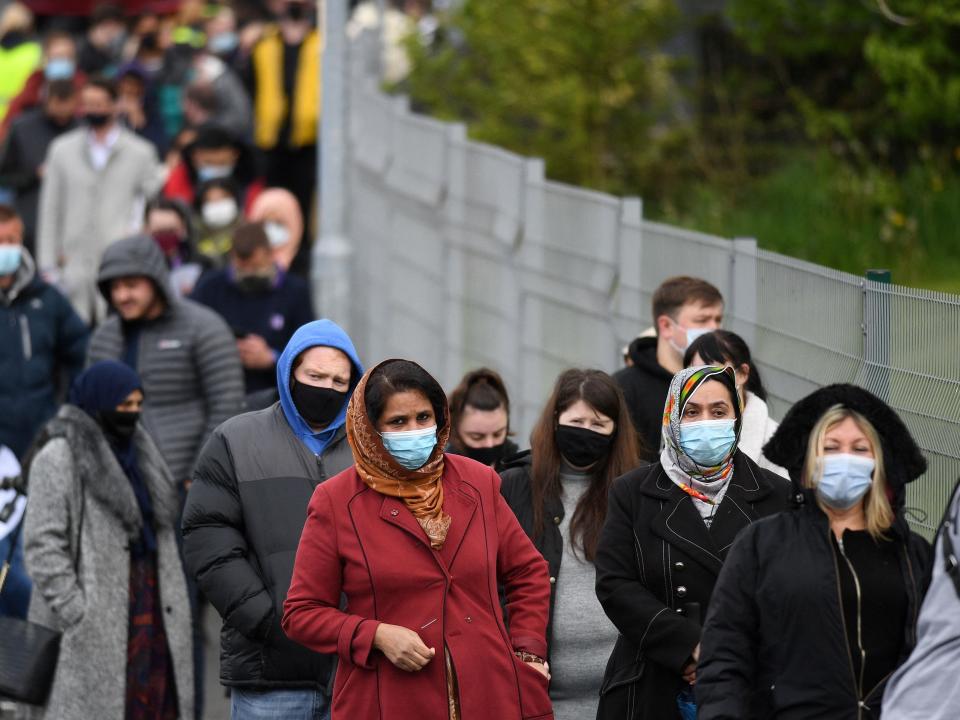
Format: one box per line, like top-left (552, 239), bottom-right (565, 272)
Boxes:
top-left (695, 384), bottom-right (931, 719)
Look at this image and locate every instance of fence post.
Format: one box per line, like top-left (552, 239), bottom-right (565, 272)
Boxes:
top-left (730, 237), bottom-right (758, 348)
top-left (861, 269), bottom-right (892, 401)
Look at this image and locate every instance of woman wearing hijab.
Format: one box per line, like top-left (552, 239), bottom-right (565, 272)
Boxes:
top-left (594, 365), bottom-right (789, 720)
top-left (22, 361), bottom-right (193, 720)
top-left (282, 359), bottom-right (553, 720)
top-left (695, 384), bottom-right (932, 719)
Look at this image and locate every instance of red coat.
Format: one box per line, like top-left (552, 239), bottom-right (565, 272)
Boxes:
top-left (162, 161), bottom-right (265, 214)
top-left (283, 454), bottom-right (554, 720)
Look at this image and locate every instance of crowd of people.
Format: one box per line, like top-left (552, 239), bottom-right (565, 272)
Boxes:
top-left (0, 3), bottom-right (958, 720)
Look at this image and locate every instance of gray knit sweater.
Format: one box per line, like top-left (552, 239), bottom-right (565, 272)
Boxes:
top-left (548, 468), bottom-right (620, 719)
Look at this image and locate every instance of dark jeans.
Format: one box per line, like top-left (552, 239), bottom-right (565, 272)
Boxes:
top-left (231, 688), bottom-right (330, 720)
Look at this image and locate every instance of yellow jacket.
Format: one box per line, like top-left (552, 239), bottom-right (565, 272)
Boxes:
top-left (252, 27), bottom-right (321, 150)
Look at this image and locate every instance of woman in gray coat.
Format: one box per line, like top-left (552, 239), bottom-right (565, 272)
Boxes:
top-left (23, 361), bottom-right (194, 720)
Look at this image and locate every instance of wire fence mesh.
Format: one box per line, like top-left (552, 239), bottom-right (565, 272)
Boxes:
top-left (340, 32), bottom-right (960, 536)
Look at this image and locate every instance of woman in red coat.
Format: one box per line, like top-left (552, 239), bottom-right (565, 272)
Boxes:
top-left (283, 359), bottom-right (554, 720)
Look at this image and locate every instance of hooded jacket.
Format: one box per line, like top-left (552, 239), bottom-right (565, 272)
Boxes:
top-left (87, 235), bottom-right (244, 481)
top-left (181, 319), bottom-right (364, 689)
top-left (696, 384), bottom-right (932, 720)
top-left (0, 247), bottom-right (88, 458)
top-left (613, 336), bottom-right (674, 459)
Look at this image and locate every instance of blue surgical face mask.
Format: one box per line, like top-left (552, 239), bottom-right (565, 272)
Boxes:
top-left (196, 164), bottom-right (234, 182)
top-left (816, 453), bottom-right (875, 510)
top-left (208, 32), bottom-right (239, 55)
top-left (668, 320), bottom-right (713, 355)
top-left (679, 419), bottom-right (736, 467)
top-left (44, 58), bottom-right (76, 80)
top-left (381, 425), bottom-right (438, 470)
top-left (0, 245), bottom-right (22, 276)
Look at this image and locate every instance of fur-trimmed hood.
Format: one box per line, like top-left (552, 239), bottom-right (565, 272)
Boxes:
top-left (28, 404), bottom-right (181, 538)
top-left (763, 383), bottom-right (926, 501)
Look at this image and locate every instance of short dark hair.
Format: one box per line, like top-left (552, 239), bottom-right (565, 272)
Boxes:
top-left (651, 276), bottom-right (723, 326)
top-left (193, 177), bottom-right (241, 211)
top-left (91, 2), bottom-right (124, 26)
top-left (365, 360), bottom-right (447, 429)
top-left (684, 329), bottom-right (768, 401)
top-left (231, 222), bottom-right (270, 259)
top-left (184, 82), bottom-right (218, 113)
top-left (84, 75), bottom-right (118, 101)
top-left (0, 204), bottom-right (21, 225)
top-left (144, 195), bottom-right (192, 237)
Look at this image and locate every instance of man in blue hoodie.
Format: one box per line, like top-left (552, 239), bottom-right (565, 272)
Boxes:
top-left (182, 319), bottom-right (363, 720)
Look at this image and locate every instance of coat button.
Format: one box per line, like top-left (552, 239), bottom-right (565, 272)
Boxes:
top-left (676, 586), bottom-right (688, 598)
top-left (165, 606), bottom-right (172, 614)
top-left (553, 516), bottom-right (561, 525)
top-left (390, 509), bottom-right (399, 516)
top-left (465, 616), bottom-right (472, 623)
top-left (673, 561), bottom-right (685, 572)
top-left (549, 576), bottom-right (556, 585)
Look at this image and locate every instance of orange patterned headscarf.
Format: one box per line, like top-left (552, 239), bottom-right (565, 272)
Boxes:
top-left (346, 360), bottom-right (453, 549)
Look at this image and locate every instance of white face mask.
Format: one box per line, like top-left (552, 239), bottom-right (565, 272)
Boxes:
top-left (202, 198), bottom-right (238, 229)
top-left (264, 221), bottom-right (291, 248)
top-left (667, 321), bottom-right (712, 356)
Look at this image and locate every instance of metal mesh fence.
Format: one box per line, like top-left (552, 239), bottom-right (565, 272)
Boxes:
top-left (339, 33), bottom-right (960, 535)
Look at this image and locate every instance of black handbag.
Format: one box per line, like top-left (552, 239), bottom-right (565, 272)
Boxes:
top-left (0, 502), bottom-right (62, 706)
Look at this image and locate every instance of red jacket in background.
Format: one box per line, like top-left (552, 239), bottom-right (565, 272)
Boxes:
top-left (283, 455), bottom-right (554, 720)
top-left (0, 70), bottom-right (87, 141)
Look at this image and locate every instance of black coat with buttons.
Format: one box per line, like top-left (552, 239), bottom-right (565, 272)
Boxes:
top-left (594, 451), bottom-right (789, 720)
top-left (499, 451), bottom-right (566, 660)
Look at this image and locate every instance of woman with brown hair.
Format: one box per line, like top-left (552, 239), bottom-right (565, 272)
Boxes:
top-left (499, 368), bottom-right (641, 719)
top-left (446, 367), bottom-right (519, 470)
top-left (282, 359), bottom-right (553, 720)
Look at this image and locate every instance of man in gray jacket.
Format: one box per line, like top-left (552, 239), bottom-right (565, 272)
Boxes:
top-left (36, 76), bottom-right (163, 324)
top-left (182, 319), bottom-right (363, 720)
top-left (87, 234), bottom-right (243, 488)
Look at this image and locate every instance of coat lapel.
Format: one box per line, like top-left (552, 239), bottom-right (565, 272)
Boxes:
top-left (646, 467), bottom-right (724, 574)
top-left (708, 453), bottom-right (774, 555)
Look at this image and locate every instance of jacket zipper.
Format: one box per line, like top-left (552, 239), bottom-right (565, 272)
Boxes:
top-left (830, 531), bottom-right (864, 719)
top-left (19, 315), bottom-right (31, 360)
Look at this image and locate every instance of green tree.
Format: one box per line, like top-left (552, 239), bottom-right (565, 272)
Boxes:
top-left (404, 0), bottom-right (679, 196)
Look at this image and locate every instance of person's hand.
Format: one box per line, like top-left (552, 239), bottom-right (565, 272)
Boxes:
top-left (237, 334), bottom-right (276, 370)
top-left (36, 163), bottom-right (45, 179)
top-left (528, 660), bottom-right (550, 681)
top-left (681, 643), bottom-right (700, 684)
top-left (373, 623), bottom-right (435, 672)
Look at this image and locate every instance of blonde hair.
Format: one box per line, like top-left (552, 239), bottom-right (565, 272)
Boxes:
top-left (802, 404), bottom-right (895, 539)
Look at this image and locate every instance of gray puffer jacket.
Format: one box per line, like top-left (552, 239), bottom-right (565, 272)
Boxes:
top-left (87, 235), bottom-right (243, 481)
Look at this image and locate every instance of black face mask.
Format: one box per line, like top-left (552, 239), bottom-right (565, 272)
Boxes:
top-left (291, 380), bottom-right (347, 427)
top-left (99, 410), bottom-right (140, 443)
top-left (461, 441), bottom-right (508, 467)
top-left (83, 112), bottom-right (111, 128)
top-left (236, 275), bottom-right (272, 294)
top-left (555, 425), bottom-right (614, 468)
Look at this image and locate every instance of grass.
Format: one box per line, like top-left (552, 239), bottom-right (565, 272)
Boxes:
top-left (650, 149), bottom-right (960, 292)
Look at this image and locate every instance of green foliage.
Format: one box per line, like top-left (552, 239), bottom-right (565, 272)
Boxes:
top-left (405, 0), bottom-right (680, 195)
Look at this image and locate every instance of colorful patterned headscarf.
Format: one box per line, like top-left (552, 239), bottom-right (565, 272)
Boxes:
top-left (660, 365), bottom-right (743, 492)
top-left (346, 359), bottom-right (453, 549)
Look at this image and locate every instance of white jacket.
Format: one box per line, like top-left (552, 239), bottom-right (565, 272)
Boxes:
top-left (738, 391), bottom-right (788, 478)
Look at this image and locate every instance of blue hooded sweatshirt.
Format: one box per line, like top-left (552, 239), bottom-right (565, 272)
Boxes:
top-left (276, 319), bottom-right (364, 455)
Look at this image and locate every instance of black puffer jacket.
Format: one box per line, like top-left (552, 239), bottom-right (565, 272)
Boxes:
top-left (696, 384), bottom-right (933, 719)
top-left (181, 404), bottom-right (354, 689)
